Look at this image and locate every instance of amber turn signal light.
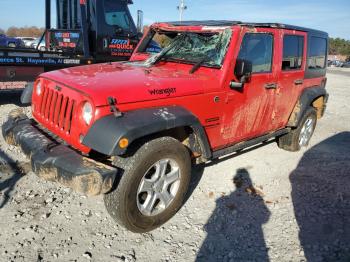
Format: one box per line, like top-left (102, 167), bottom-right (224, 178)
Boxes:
top-left (119, 138), bottom-right (129, 149)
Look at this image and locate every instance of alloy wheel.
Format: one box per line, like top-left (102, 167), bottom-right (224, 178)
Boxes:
top-left (298, 118), bottom-right (314, 147)
top-left (137, 158), bottom-right (181, 216)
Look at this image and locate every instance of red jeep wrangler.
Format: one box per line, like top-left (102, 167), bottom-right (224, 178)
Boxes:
top-left (3, 21), bottom-right (328, 232)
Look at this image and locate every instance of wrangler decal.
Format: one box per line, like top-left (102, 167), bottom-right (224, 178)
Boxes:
top-left (148, 88), bottom-right (176, 96)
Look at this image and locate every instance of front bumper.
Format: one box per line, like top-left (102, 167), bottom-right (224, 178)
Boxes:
top-left (2, 109), bottom-right (117, 196)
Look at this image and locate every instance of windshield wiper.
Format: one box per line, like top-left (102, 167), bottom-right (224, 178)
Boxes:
top-left (147, 34), bottom-right (186, 66)
top-left (150, 45), bottom-right (175, 65)
top-left (189, 55), bottom-right (210, 74)
top-left (189, 33), bottom-right (226, 74)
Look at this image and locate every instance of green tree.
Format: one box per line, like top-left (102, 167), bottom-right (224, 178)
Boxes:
top-left (6, 26), bottom-right (44, 37)
top-left (329, 37), bottom-right (350, 56)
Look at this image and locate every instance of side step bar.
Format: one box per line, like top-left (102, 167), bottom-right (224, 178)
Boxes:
top-left (212, 128), bottom-right (290, 159)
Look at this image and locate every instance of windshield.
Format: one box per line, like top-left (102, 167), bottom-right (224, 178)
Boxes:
top-left (104, 0), bottom-right (132, 31)
top-left (144, 29), bottom-right (232, 67)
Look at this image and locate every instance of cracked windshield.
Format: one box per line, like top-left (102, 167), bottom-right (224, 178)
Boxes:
top-left (145, 29), bottom-right (232, 67)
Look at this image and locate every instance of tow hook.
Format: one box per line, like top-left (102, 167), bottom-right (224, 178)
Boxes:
top-left (108, 97), bottom-right (122, 118)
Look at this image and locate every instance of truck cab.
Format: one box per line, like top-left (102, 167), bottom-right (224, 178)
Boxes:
top-left (0, 0), bottom-right (142, 90)
top-left (3, 21), bottom-right (328, 233)
top-left (55, 0), bottom-right (139, 60)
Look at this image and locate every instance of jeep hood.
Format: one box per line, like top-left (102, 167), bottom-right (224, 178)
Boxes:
top-left (41, 62), bottom-right (215, 106)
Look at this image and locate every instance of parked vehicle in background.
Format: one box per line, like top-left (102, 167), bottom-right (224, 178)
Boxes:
top-left (341, 61), bottom-right (350, 68)
top-left (17, 37), bottom-right (37, 47)
top-left (25, 38), bottom-right (38, 48)
top-left (0, 34), bottom-right (25, 48)
top-left (327, 60), bottom-right (345, 67)
top-left (335, 60), bottom-right (344, 67)
top-left (31, 38), bottom-right (47, 51)
top-left (2, 21), bottom-right (329, 233)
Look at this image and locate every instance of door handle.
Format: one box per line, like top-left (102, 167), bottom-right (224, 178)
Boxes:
top-left (264, 83), bottom-right (277, 89)
top-left (294, 79), bottom-right (304, 85)
top-left (103, 38), bottom-right (108, 49)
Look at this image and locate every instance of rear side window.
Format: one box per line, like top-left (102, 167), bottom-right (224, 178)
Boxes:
top-left (308, 37), bottom-right (327, 69)
top-left (237, 33), bottom-right (273, 73)
top-left (282, 35), bottom-right (304, 70)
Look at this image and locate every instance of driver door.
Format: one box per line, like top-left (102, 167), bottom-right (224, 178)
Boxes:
top-left (222, 28), bottom-right (279, 145)
top-left (95, 0), bottom-right (138, 61)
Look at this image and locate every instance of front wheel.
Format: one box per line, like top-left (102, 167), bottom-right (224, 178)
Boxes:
top-left (278, 107), bottom-right (317, 152)
top-left (104, 137), bottom-right (191, 233)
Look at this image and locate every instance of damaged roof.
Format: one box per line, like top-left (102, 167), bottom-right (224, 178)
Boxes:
top-left (165, 20), bottom-right (327, 36)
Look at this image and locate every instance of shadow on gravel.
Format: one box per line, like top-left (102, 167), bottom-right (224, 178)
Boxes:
top-left (0, 148), bottom-right (27, 208)
top-left (184, 164), bottom-right (205, 205)
top-left (0, 90), bottom-right (24, 106)
top-left (290, 132), bottom-right (350, 261)
top-left (197, 168), bottom-right (270, 262)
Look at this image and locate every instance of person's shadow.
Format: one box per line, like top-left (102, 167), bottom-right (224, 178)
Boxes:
top-left (290, 132), bottom-right (350, 261)
top-left (197, 168), bottom-right (270, 262)
top-left (0, 148), bottom-right (28, 208)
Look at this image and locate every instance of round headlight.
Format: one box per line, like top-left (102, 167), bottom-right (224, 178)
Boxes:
top-left (36, 81), bottom-right (42, 96)
top-left (82, 102), bottom-right (93, 125)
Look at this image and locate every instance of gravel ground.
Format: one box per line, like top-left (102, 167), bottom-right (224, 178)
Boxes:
top-left (0, 69), bottom-right (349, 262)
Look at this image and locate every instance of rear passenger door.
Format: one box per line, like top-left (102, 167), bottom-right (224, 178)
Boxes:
top-left (273, 30), bottom-right (307, 129)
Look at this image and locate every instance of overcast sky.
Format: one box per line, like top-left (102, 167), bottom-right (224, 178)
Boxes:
top-left (0, 0), bottom-right (349, 39)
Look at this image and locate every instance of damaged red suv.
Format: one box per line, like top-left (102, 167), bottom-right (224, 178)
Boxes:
top-left (3, 21), bottom-right (328, 232)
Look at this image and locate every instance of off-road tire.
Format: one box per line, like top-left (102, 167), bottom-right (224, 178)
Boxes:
top-left (278, 107), bottom-right (317, 152)
top-left (104, 137), bottom-right (191, 233)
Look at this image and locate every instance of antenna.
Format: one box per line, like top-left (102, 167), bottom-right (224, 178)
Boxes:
top-left (177, 0), bottom-right (187, 22)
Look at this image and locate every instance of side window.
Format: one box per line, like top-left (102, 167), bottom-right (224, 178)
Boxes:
top-left (308, 37), bottom-right (327, 69)
top-left (282, 35), bottom-right (304, 70)
top-left (237, 33), bottom-right (273, 73)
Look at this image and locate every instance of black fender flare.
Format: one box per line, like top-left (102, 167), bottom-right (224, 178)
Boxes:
top-left (20, 82), bottom-right (34, 105)
top-left (82, 106), bottom-right (212, 159)
top-left (287, 86), bottom-right (328, 127)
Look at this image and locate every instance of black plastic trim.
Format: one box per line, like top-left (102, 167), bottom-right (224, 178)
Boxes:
top-left (20, 82), bottom-right (34, 105)
top-left (212, 128), bottom-right (290, 159)
top-left (2, 111), bottom-right (117, 196)
top-left (83, 106), bottom-right (212, 159)
top-left (288, 86), bottom-right (328, 127)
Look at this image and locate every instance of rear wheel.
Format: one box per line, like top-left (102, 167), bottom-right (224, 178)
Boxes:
top-left (104, 137), bottom-right (191, 233)
top-left (278, 107), bottom-right (317, 152)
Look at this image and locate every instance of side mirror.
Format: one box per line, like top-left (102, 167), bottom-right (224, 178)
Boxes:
top-left (230, 59), bottom-right (253, 90)
top-left (235, 59), bottom-right (252, 83)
